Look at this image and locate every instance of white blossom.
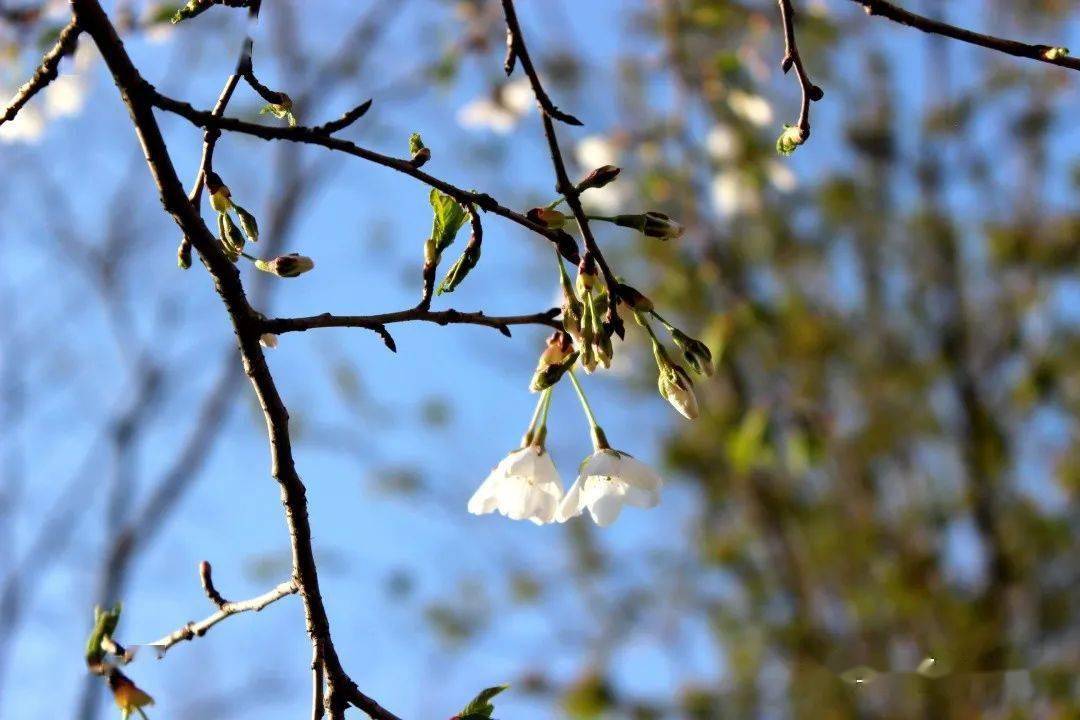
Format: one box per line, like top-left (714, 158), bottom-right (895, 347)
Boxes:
top-left (727, 90), bottom-right (773, 127)
top-left (710, 170), bottom-right (760, 218)
top-left (556, 450), bottom-right (663, 526)
top-left (767, 160), bottom-right (798, 193)
top-left (457, 77), bottom-right (533, 134)
top-left (706, 124), bottom-right (737, 161)
top-left (259, 333), bottom-right (279, 349)
top-left (468, 445), bottom-right (564, 525)
top-left (44, 73), bottom-right (89, 118)
top-left (0, 104), bottom-right (45, 144)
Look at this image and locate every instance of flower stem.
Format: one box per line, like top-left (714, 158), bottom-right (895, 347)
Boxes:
top-left (522, 387), bottom-right (552, 446)
top-left (568, 370), bottom-right (608, 449)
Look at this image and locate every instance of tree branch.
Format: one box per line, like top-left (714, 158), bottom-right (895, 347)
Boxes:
top-left (850, 0), bottom-right (1080, 72)
top-left (777, 0), bottom-right (822, 136)
top-left (70, 2), bottom-right (400, 718)
top-left (148, 571), bottom-right (298, 657)
top-left (262, 306), bottom-right (562, 342)
top-left (147, 87), bottom-right (575, 250)
top-left (500, 0), bottom-right (623, 337)
top-left (499, 0), bottom-right (581, 126)
top-left (0, 18), bottom-right (81, 125)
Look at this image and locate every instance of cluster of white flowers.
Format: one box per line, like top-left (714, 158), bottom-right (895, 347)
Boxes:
top-left (468, 443), bottom-right (663, 527)
top-left (467, 385), bottom-right (664, 528)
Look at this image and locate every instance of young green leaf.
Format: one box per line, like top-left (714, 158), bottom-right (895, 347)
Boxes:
top-left (428, 189), bottom-right (469, 260)
top-left (85, 604), bottom-right (122, 668)
top-left (458, 685), bottom-right (508, 718)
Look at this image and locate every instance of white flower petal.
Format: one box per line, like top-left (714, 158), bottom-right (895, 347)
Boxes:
top-left (467, 473), bottom-right (502, 515)
top-left (585, 483), bottom-right (627, 527)
top-left (615, 455), bottom-right (663, 493)
top-left (555, 476), bottom-right (586, 522)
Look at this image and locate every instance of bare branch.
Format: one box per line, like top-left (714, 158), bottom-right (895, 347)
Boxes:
top-left (500, 0), bottom-right (623, 337)
top-left (148, 575), bottom-right (298, 657)
top-left (499, 0), bottom-right (581, 125)
top-left (0, 18), bottom-right (81, 126)
top-left (262, 306), bottom-right (562, 341)
top-left (850, 0), bottom-right (1080, 72)
top-left (777, 0), bottom-right (822, 137)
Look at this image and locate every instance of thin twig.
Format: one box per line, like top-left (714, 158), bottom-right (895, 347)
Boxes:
top-left (0, 18), bottom-right (81, 125)
top-left (147, 86), bottom-right (578, 247)
top-left (850, 0), bottom-right (1080, 72)
top-left (500, 0), bottom-right (623, 336)
top-left (499, 0), bottom-right (581, 125)
top-left (148, 578), bottom-right (298, 656)
top-left (262, 306), bottom-right (562, 341)
top-left (777, 0), bottom-right (822, 136)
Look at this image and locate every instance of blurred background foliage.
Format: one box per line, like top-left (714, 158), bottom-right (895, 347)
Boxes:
top-left (2, 0), bottom-right (1080, 718)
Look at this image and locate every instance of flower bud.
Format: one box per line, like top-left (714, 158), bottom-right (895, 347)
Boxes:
top-left (578, 164), bottom-right (621, 191)
top-left (776, 124), bottom-right (807, 156)
top-left (177, 241), bottom-right (192, 270)
top-left (234, 205), bottom-right (259, 243)
top-left (259, 333), bottom-right (279, 349)
top-left (530, 331), bottom-right (579, 392)
top-left (576, 253), bottom-right (599, 296)
top-left (208, 185), bottom-right (232, 214)
top-left (527, 206), bottom-right (569, 229)
top-left (219, 212), bottom-right (245, 255)
top-left (671, 328), bottom-right (714, 377)
top-left (550, 228), bottom-right (581, 265)
top-left (658, 361), bottom-right (699, 420)
top-left (108, 669), bottom-right (155, 718)
top-left (617, 283), bottom-right (653, 312)
top-left (1042, 46), bottom-right (1069, 61)
top-left (255, 253), bottom-right (315, 278)
top-left (423, 237), bottom-right (438, 266)
top-left (607, 211), bottom-right (684, 240)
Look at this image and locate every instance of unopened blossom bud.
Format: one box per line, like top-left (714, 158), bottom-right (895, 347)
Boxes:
top-left (177, 241), bottom-right (192, 270)
top-left (527, 206), bottom-right (569, 229)
top-left (658, 360), bottom-right (699, 420)
top-left (108, 669), bottom-right (155, 719)
top-left (208, 185), bottom-right (232, 213)
top-left (576, 253), bottom-right (599, 296)
top-left (562, 295), bottom-right (583, 341)
top-left (550, 228), bottom-right (581, 265)
top-left (776, 124), bottom-right (807, 156)
top-left (607, 211), bottom-right (684, 240)
top-left (259, 333), bottom-right (279, 349)
top-left (219, 213), bottom-right (245, 258)
top-left (1041, 46), bottom-right (1069, 61)
top-left (530, 331), bottom-right (579, 392)
top-left (671, 328), bottom-right (714, 377)
top-left (255, 253), bottom-right (315, 278)
top-left (617, 283), bottom-right (653, 312)
top-left (423, 237), bottom-right (438, 265)
top-left (578, 164), bottom-right (621, 191)
top-left (234, 205), bottom-right (259, 243)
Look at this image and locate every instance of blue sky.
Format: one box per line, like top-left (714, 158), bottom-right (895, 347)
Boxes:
top-left (2, 1), bottom-right (1079, 718)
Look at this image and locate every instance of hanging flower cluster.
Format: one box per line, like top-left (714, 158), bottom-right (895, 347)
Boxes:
top-left (466, 164), bottom-right (711, 527)
top-left (468, 377), bottom-right (663, 527)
